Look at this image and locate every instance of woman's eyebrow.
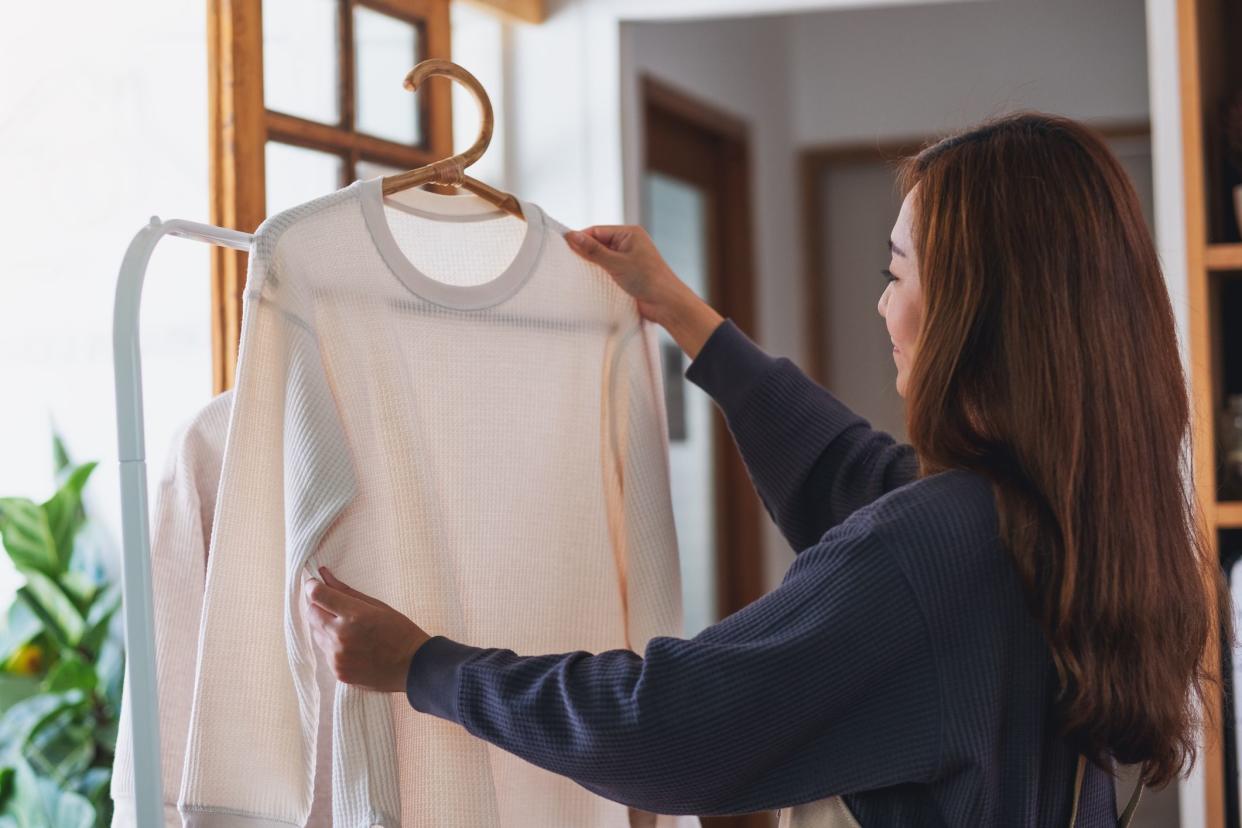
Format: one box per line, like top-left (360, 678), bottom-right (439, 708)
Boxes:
top-left (889, 239), bottom-right (907, 258)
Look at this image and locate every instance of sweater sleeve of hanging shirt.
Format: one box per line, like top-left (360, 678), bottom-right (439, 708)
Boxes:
top-left (178, 235), bottom-right (357, 827)
top-left (608, 318), bottom-right (685, 652)
top-left (405, 509), bottom-right (942, 816)
top-left (684, 319), bottom-right (919, 552)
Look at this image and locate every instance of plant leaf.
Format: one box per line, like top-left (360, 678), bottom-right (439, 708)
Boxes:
top-left (26, 706), bottom-right (94, 785)
top-left (94, 632), bottom-right (124, 717)
top-left (39, 463), bottom-right (94, 576)
top-left (39, 782), bottom-right (92, 828)
top-left (56, 573), bottom-right (94, 617)
top-left (16, 573), bottom-right (84, 650)
top-left (50, 434), bottom-right (71, 479)
top-left (78, 587), bottom-right (119, 659)
top-left (40, 657), bottom-right (94, 695)
top-left (0, 756), bottom-right (48, 828)
top-left (0, 604), bottom-right (42, 668)
top-left (0, 678), bottom-right (41, 719)
top-left (0, 503), bottom-right (57, 581)
top-left (0, 692), bottom-right (85, 760)
top-left (70, 766), bottom-right (109, 809)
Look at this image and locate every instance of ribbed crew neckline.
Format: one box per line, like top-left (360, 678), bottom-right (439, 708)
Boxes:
top-left (354, 175), bottom-right (546, 311)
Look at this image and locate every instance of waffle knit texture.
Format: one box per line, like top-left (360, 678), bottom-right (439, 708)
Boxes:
top-left (110, 391), bottom-right (234, 828)
top-left (405, 319), bottom-right (1124, 826)
top-left (175, 177), bottom-right (689, 828)
top-left (110, 389), bottom-right (337, 827)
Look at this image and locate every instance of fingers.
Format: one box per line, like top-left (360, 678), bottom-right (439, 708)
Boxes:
top-left (580, 225), bottom-right (630, 247)
top-left (319, 566), bottom-right (387, 609)
top-left (303, 576), bottom-right (363, 618)
top-left (306, 598), bottom-right (336, 628)
top-left (564, 227), bottom-right (626, 266)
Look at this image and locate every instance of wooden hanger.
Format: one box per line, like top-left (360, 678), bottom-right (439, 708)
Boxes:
top-left (381, 59), bottom-right (524, 220)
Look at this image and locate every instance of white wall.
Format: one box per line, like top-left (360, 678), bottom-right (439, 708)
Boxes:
top-left (788, 0), bottom-right (1152, 146)
top-left (0, 1), bottom-right (218, 607)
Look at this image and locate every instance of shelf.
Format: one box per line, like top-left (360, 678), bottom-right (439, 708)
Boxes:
top-left (1221, 502), bottom-right (1242, 529)
top-left (1206, 244), bottom-right (1242, 272)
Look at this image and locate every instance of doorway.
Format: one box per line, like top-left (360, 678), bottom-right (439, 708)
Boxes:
top-left (641, 75), bottom-right (770, 828)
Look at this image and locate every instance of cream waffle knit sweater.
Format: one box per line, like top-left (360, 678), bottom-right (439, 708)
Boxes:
top-left (169, 178), bottom-right (688, 827)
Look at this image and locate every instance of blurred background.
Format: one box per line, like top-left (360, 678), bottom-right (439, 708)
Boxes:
top-left (2, 0), bottom-right (1240, 825)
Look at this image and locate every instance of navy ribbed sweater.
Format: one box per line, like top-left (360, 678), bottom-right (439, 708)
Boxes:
top-left (405, 319), bottom-right (1121, 826)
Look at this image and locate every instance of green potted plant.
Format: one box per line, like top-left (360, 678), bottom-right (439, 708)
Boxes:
top-left (0, 434), bottom-right (125, 827)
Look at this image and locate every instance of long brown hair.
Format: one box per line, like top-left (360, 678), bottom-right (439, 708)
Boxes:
top-left (896, 112), bottom-right (1229, 788)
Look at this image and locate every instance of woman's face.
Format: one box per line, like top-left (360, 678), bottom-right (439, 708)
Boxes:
top-left (878, 189), bottom-right (924, 398)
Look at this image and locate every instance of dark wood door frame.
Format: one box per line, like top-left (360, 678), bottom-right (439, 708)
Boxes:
top-left (642, 74), bottom-right (764, 620)
top-left (642, 74), bottom-right (767, 828)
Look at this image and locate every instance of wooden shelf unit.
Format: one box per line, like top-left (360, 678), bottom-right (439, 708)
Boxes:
top-left (1205, 244), bottom-right (1242, 272)
top-left (1179, 0), bottom-right (1242, 823)
top-left (1220, 502), bottom-right (1242, 530)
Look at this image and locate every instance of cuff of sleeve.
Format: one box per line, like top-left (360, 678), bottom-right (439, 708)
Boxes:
top-left (684, 318), bottom-right (780, 416)
top-left (405, 636), bottom-right (487, 723)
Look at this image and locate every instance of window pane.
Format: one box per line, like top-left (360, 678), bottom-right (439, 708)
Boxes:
top-left (450, 1), bottom-right (505, 186)
top-left (265, 142), bottom-right (343, 215)
top-left (354, 6), bottom-right (422, 145)
top-left (262, 0), bottom-right (339, 124)
top-left (355, 159), bottom-right (404, 181)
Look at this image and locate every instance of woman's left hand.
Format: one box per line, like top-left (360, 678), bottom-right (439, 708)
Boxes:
top-left (303, 566), bottom-right (431, 693)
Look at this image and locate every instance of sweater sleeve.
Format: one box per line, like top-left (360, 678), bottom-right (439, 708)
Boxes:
top-left (684, 319), bottom-right (919, 552)
top-left (405, 518), bottom-right (941, 816)
top-left (607, 318), bottom-right (684, 652)
top-left (178, 244), bottom-right (357, 827)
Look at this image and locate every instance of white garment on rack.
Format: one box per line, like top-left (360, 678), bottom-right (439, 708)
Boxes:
top-left (110, 390), bottom-right (338, 827)
top-left (110, 391), bottom-right (232, 827)
top-left (176, 178), bottom-right (692, 828)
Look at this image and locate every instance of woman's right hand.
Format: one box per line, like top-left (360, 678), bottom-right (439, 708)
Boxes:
top-left (564, 225), bottom-right (724, 359)
top-left (563, 226), bottom-right (680, 322)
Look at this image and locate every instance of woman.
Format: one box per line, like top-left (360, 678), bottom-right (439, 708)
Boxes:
top-left (302, 112), bottom-right (1227, 825)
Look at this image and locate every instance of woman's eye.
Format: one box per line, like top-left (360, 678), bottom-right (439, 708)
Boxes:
top-left (880, 268), bottom-right (898, 284)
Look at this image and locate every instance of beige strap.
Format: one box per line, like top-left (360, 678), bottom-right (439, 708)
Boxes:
top-left (1118, 776), bottom-right (1143, 827)
top-left (1068, 755), bottom-right (1144, 827)
top-left (1068, 754), bottom-right (1086, 827)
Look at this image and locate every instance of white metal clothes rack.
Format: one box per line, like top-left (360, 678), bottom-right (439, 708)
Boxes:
top-left (112, 216), bottom-right (254, 828)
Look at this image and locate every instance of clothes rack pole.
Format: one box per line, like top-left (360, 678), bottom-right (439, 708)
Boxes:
top-left (112, 216), bottom-right (254, 828)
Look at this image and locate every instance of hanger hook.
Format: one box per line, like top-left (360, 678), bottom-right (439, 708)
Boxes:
top-left (403, 59), bottom-right (493, 184)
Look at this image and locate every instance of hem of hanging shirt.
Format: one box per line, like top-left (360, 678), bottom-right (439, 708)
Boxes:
top-left (405, 635), bottom-right (489, 722)
top-left (178, 805), bottom-right (306, 827)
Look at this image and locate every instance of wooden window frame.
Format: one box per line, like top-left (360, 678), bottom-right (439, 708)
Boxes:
top-left (207, 0), bottom-right (452, 392)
